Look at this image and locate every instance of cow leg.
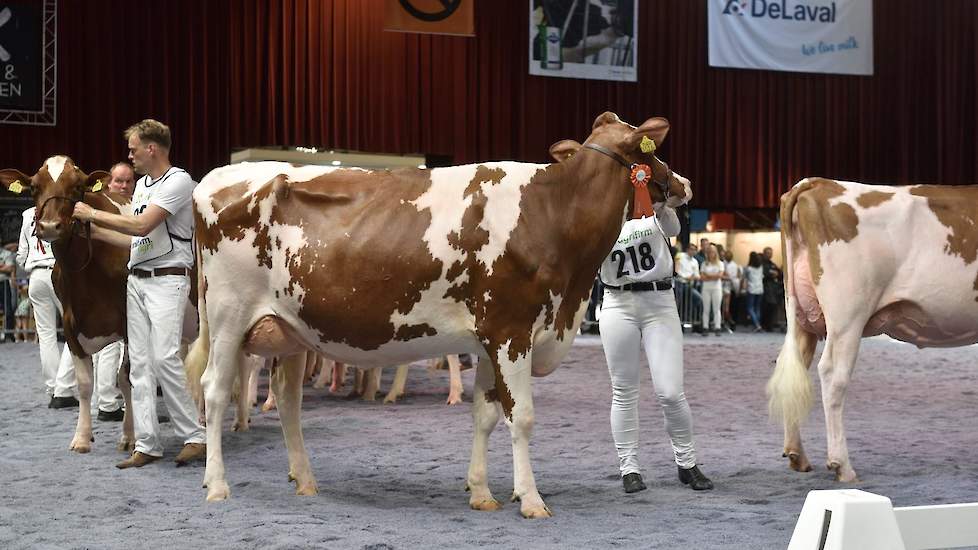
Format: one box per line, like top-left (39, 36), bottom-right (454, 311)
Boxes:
top-left (312, 357), bottom-right (334, 389)
top-left (446, 354), bottom-right (464, 405)
top-left (329, 362), bottom-right (346, 393)
top-left (362, 367), bottom-right (382, 401)
top-left (201, 340), bottom-right (243, 502)
top-left (270, 353), bottom-right (317, 496)
top-left (68, 354), bottom-right (95, 453)
top-left (247, 356), bottom-right (260, 407)
top-left (496, 355), bottom-right (550, 519)
top-left (783, 327), bottom-right (817, 473)
top-left (817, 331), bottom-right (862, 482)
top-left (383, 365), bottom-right (410, 404)
top-left (466, 359), bottom-right (502, 512)
top-left (117, 357), bottom-right (135, 453)
top-left (233, 355), bottom-right (254, 432)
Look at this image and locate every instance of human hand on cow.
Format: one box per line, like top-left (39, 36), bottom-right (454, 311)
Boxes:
top-left (72, 202), bottom-right (96, 223)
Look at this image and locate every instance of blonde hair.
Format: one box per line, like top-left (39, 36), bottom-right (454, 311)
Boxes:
top-left (124, 119), bottom-right (171, 149)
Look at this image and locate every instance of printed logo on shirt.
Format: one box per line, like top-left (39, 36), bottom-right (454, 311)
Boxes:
top-left (616, 227), bottom-right (655, 245)
top-left (132, 236), bottom-right (152, 254)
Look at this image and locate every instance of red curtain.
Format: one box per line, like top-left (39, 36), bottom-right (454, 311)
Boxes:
top-left (3, 1), bottom-right (977, 210)
top-left (0, 0), bottom-right (229, 183)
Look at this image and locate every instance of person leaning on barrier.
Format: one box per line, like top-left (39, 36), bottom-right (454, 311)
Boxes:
top-left (72, 119), bottom-right (205, 468)
top-left (0, 240), bottom-right (16, 343)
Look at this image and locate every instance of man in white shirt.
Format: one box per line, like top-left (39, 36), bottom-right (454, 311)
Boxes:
top-left (0, 243), bottom-right (15, 343)
top-left (16, 207), bottom-right (79, 408)
top-left (73, 119), bottom-right (205, 468)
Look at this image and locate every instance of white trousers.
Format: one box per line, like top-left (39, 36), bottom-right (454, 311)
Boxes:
top-left (28, 268), bottom-right (76, 397)
top-left (127, 274), bottom-right (204, 456)
top-left (701, 284), bottom-right (723, 330)
top-left (599, 289), bottom-right (697, 475)
top-left (93, 341), bottom-right (125, 412)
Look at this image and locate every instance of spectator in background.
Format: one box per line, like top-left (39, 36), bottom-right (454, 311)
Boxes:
top-left (699, 244), bottom-right (725, 337)
top-left (14, 280), bottom-right (33, 342)
top-left (761, 246), bottom-right (786, 331)
top-left (0, 240), bottom-right (17, 342)
top-left (742, 252), bottom-right (764, 332)
top-left (694, 237), bottom-right (709, 266)
top-left (674, 243), bottom-right (702, 329)
top-left (721, 250), bottom-right (742, 332)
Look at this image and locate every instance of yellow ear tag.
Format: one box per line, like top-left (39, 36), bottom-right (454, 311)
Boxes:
top-left (9, 180), bottom-right (23, 194)
top-left (91, 179), bottom-right (104, 192)
top-left (640, 136), bottom-right (656, 154)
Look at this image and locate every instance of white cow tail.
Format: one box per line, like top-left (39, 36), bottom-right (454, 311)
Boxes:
top-left (767, 294), bottom-right (814, 429)
top-left (184, 248), bottom-right (210, 407)
top-left (767, 179), bottom-right (816, 429)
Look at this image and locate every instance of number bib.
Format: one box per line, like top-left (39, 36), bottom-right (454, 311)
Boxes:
top-left (599, 216), bottom-right (674, 287)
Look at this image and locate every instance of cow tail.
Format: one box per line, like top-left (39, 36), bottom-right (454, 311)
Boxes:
top-left (766, 179), bottom-right (816, 430)
top-left (184, 237), bottom-right (209, 408)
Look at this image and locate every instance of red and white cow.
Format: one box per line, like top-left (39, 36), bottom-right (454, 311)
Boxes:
top-left (186, 112), bottom-right (690, 518)
top-left (0, 157), bottom-right (136, 453)
top-left (768, 177), bottom-right (978, 482)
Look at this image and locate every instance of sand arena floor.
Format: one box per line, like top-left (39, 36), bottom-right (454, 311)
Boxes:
top-left (1, 331), bottom-right (976, 549)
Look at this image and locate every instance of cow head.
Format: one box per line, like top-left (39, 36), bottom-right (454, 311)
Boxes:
top-left (548, 112), bottom-right (689, 205)
top-left (0, 156), bottom-right (109, 242)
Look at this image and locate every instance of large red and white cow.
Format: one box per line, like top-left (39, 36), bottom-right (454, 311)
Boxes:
top-left (186, 112), bottom-right (691, 518)
top-left (0, 157), bottom-right (136, 453)
top-left (768, 177), bottom-right (978, 482)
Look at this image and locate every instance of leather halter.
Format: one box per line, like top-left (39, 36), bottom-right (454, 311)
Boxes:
top-left (582, 143), bottom-right (673, 197)
top-left (35, 188), bottom-right (94, 272)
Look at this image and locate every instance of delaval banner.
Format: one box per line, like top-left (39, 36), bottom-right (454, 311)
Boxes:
top-left (708, 0), bottom-right (873, 76)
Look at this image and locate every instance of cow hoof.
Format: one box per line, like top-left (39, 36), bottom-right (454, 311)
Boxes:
top-left (117, 440), bottom-right (136, 453)
top-left (520, 504), bottom-right (553, 519)
top-left (206, 482), bottom-right (231, 502)
top-left (232, 420), bottom-right (249, 432)
top-left (446, 394), bottom-right (463, 405)
top-left (469, 498), bottom-right (503, 512)
top-left (69, 437), bottom-right (92, 454)
top-left (828, 462), bottom-right (858, 483)
top-left (383, 395), bottom-right (398, 404)
top-left (260, 403), bottom-right (276, 413)
top-left (295, 483), bottom-right (319, 496)
top-left (787, 452), bottom-right (813, 472)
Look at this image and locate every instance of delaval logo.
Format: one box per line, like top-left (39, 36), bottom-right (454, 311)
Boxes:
top-left (723, 0), bottom-right (837, 23)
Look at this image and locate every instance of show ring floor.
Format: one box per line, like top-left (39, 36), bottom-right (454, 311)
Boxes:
top-left (1, 332), bottom-right (975, 549)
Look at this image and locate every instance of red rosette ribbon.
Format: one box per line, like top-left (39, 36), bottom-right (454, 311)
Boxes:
top-left (629, 163), bottom-right (655, 219)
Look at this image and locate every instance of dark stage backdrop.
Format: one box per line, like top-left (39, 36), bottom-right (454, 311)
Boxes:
top-left (0, 0), bottom-right (230, 187)
top-left (3, 1), bottom-right (977, 210)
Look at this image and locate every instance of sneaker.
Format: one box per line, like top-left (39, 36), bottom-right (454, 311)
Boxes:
top-left (98, 408), bottom-right (125, 422)
top-left (49, 395), bottom-right (79, 409)
top-left (622, 472), bottom-right (647, 493)
top-left (713, 329), bottom-right (722, 336)
top-left (678, 465), bottom-right (714, 491)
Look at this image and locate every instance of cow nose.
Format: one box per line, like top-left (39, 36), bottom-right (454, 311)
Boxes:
top-left (37, 220), bottom-right (62, 239)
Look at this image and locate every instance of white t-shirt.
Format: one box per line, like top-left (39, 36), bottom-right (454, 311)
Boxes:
top-left (723, 260), bottom-right (742, 293)
top-left (675, 252), bottom-right (700, 281)
top-left (700, 261), bottom-right (724, 291)
top-left (744, 265), bottom-right (764, 295)
top-left (128, 167), bottom-right (196, 270)
top-left (600, 215), bottom-right (674, 287)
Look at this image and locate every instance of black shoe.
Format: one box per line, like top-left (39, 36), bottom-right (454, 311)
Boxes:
top-left (622, 472), bottom-right (647, 493)
top-left (678, 465), bottom-right (714, 491)
top-left (158, 415), bottom-right (170, 424)
top-left (98, 408), bottom-right (125, 422)
top-left (49, 395), bottom-right (79, 409)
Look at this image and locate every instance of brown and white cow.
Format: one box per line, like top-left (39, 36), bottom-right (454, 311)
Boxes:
top-left (767, 177), bottom-right (978, 482)
top-left (185, 112), bottom-right (691, 518)
top-left (0, 157), bottom-right (136, 453)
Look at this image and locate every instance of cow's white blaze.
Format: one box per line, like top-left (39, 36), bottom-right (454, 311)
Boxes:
top-left (45, 156), bottom-right (68, 182)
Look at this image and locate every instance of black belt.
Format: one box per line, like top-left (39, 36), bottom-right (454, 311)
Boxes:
top-left (605, 280), bottom-right (673, 292)
top-left (130, 267), bottom-right (189, 278)
top-left (32, 265), bottom-right (53, 270)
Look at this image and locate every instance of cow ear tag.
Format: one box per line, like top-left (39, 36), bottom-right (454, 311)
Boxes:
top-left (640, 136), bottom-right (656, 154)
top-left (9, 180), bottom-right (23, 194)
top-left (91, 179), bottom-right (104, 192)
